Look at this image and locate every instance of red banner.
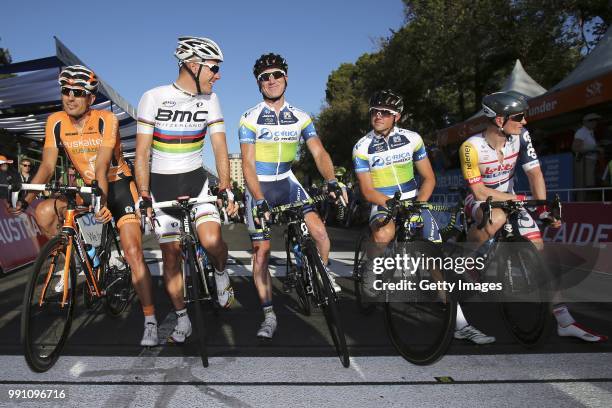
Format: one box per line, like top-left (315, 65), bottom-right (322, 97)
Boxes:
top-left (0, 199), bottom-right (49, 272)
top-left (542, 202), bottom-right (612, 244)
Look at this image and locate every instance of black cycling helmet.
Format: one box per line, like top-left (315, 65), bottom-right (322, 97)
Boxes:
top-left (253, 53), bottom-right (288, 78)
top-left (369, 89), bottom-right (404, 113)
top-left (482, 91), bottom-right (528, 118)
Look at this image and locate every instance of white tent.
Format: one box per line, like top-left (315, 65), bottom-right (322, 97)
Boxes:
top-left (551, 25), bottom-right (612, 91)
top-left (468, 59), bottom-right (547, 120)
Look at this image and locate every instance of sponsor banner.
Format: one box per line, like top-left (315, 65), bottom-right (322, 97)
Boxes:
top-left (0, 199), bottom-right (48, 272)
top-left (514, 152), bottom-right (573, 193)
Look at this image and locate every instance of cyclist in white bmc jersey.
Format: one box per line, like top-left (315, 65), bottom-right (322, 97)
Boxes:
top-left (135, 36), bottom-right (237, 347)
top-left (354, 90), bottom-right (495, 345)
top-left (460, 90), bottom-right (607, 342)
top-left (239, 53), bottom-right (347, 339)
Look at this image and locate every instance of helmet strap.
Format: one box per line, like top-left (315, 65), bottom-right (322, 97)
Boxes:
top-left (182, 62), bottom-right (203, 95)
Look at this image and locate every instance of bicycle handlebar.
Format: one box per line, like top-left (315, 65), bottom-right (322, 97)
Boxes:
top-left (477, 195), bottom-right (562, 230)
top-left (4, 181), bottom-right (102, 213)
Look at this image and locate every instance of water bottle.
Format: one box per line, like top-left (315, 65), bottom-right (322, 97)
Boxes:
top-left (85, 244), bottom-right (100, 268)
top-left (196, 245), bottom-right (207, 268)
top-left (292, 243), bottom-right (303, 268)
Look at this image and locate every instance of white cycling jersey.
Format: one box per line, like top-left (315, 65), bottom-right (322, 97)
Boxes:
top-left (137, 84), bottom-right (225, 174)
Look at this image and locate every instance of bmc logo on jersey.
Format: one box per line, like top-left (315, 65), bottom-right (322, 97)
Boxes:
top-left (155, 108), bottom-right (208, 122)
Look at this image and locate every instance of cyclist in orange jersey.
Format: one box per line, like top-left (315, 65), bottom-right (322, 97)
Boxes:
top-left (12, 65), bottom-right (157, 346)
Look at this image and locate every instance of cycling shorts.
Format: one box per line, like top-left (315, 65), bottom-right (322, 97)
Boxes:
top-left (245, 172), bottom-right (313, 241)
top-left (78, 177), bottom-right (139, 229)
top-left (150, 167), bottom-right (219, 244)
top-left (464, 193), bottom-right (541, 241)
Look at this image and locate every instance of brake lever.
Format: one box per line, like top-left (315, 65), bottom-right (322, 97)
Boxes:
top-left (477, 197), bottom-right (493, 230)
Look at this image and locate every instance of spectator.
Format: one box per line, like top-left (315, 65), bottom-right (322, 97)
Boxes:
top-left (66, 165), bottom-right (84, 187)
top-left (572, 113), bottom-right (603, 200)
top-left (18, 157), bottom-right (34, 200)
top-left (0, 155), bottom-right (17, 201)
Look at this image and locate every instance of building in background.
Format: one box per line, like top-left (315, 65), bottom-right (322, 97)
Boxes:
top-left (228, 153), bottom-right (244, 189)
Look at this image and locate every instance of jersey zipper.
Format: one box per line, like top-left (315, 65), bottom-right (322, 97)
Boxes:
top-left (386, 137), bottom-right (403, 196)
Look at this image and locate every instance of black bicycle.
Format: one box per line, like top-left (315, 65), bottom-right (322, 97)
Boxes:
top-left (150, 195), bottom-right (220, 368)
top-left (475, 196), bottom-right (560, 347)
top-left (16, 181), bottom-right (133, 372)
top-left (271, 195), bottom-right (350, 368)
top-left (353, 192), bottom-right (457, 365)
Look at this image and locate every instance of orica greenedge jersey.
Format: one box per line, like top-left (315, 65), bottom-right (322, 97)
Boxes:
top-left (238, 101), bottom-right (318, 181)
top-left (136, 84), bottom-right (225, 174)
top-left (352, 127), bottom-right (427, 198)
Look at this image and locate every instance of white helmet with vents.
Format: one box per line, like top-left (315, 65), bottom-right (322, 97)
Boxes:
top-left (175, 36), bottom-right (224, 63)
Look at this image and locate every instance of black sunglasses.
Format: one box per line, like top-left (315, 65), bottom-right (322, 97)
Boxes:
top-left (21, 164), bottom-right (31, 167)
top-left (509, 113), bottom-right (525, 122)
top-left (61, 87), bottom-right (90, 97)
top-left (257, 70), bottom-right (286, 82)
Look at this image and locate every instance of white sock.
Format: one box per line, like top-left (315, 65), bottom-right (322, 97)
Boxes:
top-left (553, 304), bottom-right (575, 327)
top-left (215, 268), bottom-right (226, 276)
top-left (263, 305), bottom-right (275, 319)
top-left (144, 315), bottom-right (157, 326)
top-left (456, 303), bottom-right (469, 330)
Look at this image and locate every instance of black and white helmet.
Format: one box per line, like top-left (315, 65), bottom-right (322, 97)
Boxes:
top-left (482, 91), bottom-right (528, 118)
top-left (253, 53), bottom-right (288, 78)
top-left (369, 89), bottom-right (404, 113)
top-left (175, 36), bottom-right (224, 62)
top-left (58, 65), bottom-right (99, 93)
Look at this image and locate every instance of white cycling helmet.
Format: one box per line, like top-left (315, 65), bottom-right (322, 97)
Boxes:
top-left (175, 36), bottom-right (224, 62)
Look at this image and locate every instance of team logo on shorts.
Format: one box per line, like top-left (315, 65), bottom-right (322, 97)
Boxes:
top-left (125, 206), bottom-right (134, 213)
top-left (171, 221), bottom-right (179, 228)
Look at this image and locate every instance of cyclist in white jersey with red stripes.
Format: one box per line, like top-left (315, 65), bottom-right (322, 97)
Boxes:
top-left (460, 90), bottom-right (606, 343)
top-left (135, 36), bottom-right (237, 347)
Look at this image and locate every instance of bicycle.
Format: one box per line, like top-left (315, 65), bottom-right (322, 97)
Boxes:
top-left (148, 195), bottom-right (221, 368)
top-left (271, 195), bottom-right (350, 368)
top-left (352, 192), bottom-right (457, 365)
top-left (474, 196), bottom-right (560, 347)
top-left (16, 181), bottom-right (133, 372)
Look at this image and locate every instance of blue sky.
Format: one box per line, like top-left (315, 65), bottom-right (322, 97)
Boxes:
top-left (1, 0), bottom-right (405, 157)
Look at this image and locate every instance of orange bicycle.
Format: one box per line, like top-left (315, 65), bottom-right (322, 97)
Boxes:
top-left (15, 181), bottom-right (132, 372)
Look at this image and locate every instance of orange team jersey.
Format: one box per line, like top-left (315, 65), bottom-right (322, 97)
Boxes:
top-left (44, 110), bottom-right (131, 184)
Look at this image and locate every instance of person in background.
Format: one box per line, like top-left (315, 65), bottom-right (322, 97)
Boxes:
top-left (572, 113), bottom-right (603, 201)
top-left (0, 155), bottom-right (17, 201)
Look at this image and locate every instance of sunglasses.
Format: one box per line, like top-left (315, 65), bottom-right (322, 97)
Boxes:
top-left (195, 61), bottom-right (220, 74)
top-left (369, 108), bottom-right (397, 117)
top-left (509, 112), bottom-right (526, 122)
top-left (257, 70), bottom-right (286, 82)
top-left (61, 87), bottom-right (90, 97)
top-left (22, 164), bottom-right (31, 167)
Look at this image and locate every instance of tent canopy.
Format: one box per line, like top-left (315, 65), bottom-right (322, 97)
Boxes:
top-left (0, 38), bottom-right (136, 153)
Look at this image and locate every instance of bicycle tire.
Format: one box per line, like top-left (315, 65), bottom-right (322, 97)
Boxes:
top-left (103, 226), bottom-right (133, 317)
top-left (384, 239), bottom-right (456, 365)
top-left (353, 232), bottom-right (376, 315)
top-left (186, 243), bottom-right (209, 367)
top-left (496, 237), bottom-right (552, 348)
top-left (285, 229), bottom-right (311, 316)
top-left (21, 235), bottom-right (77, 372)
top-left (304, 241), bottom-right (350, 368)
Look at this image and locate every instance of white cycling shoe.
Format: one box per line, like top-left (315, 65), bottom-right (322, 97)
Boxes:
top-left (257, 314), bottom-right (277, 339)
top-left (454, 325), bottom-right (496, 345)
top-left (169, 319), bottom-right (193, 343)
top-left (215, 269), bottom-right (235, 308)
top-left (140, 322), bottom-right (159, 347)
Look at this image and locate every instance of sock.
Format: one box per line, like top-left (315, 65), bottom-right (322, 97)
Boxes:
top-left (553, 304), bottom-right (575, 327)
top-left (144, 314), bottom-right (157, 326)
top-left (263, 304), bottom-right (275, 318)
top-left (215, 268), bottom-right (225, 276)
top-left (455, 303), bottom-right (469, 330)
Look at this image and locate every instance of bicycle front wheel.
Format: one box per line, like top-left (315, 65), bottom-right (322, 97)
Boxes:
top-left (21, 235), bottom-right (77, 372)
top-left (103, 226), bottom-right (133, 317)
top-left (384, 239), bottom-right (457, 365)
top-left (496, 237), bottom-right (552, 347)
top-left (285, 229), bottom-right (311, 316)
top-left (185, 243), bottom-right (209, 367)
top-left (353, 232), bottom-right (376, 315)
top-left (305, 241), bottom-right (350, 368)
